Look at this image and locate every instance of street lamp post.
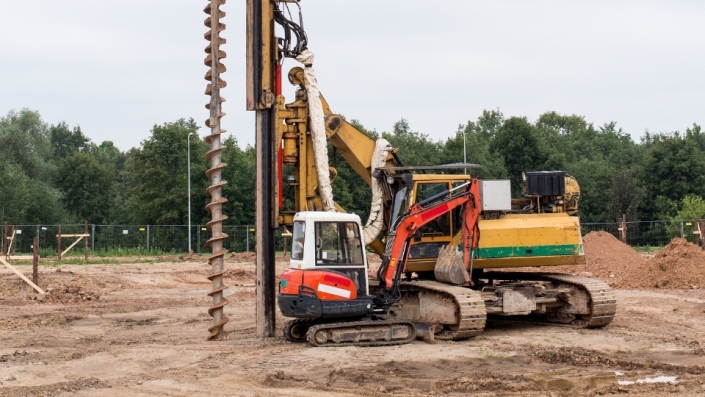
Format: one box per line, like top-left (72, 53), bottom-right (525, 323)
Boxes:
top-left (187, 133), bottom-right (194, 254)
top-left (462, 129), bottom-right (467, 175)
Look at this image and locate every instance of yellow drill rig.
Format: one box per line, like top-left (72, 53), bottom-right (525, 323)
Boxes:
top-left (242, 0), bottom-right (616, 344)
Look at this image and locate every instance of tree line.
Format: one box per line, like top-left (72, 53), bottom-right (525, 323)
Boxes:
top-left (2, 108), bottom-right (704, 227)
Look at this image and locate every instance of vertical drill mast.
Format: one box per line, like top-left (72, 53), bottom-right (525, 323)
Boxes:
top-left (204, 0), bottom-right (229, 340)
top-left (247, 0), bottom-right (277, 338)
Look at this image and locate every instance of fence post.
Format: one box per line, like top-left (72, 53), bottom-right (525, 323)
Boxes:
top-left (246, 225), bottom-right (250, 252)
top-left (32, 237), bottom-right (39, 286)
top-left (36, 225), bottom-right (40, 252)
top-left (84, 221), bottom-right (89, 261)
top-left (57, 225), bottom-right (62, 260)
top-left (680, 220), bottom-right (684, 239)
top-left (701, 220), bottom-right (705, 250)
top-left (197, 225), bottom-right (201, 255)
top-left (618, 214), bottom-right (627, 244)
top-left (10, 226), bottom-right (15, 255)
top-left (91, 224), bottom-right (96, 252)
top-left (146, 225), bottom-right (150, 254)
top-left (3, 221), bottom-right (7, 255)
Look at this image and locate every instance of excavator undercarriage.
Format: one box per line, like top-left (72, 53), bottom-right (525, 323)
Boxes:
top-left (282, 274), bottom-right (616, 347)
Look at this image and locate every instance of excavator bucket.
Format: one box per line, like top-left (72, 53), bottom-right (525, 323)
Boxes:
top-left (434, 244), bottom-right (470, 285)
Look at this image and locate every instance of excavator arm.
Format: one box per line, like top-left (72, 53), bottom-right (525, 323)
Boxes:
top-left (376, 179), bottom-right (482, 302)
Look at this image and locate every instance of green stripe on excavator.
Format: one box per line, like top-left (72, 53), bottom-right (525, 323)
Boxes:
top-left (476, 244), bottom-right (582, 259)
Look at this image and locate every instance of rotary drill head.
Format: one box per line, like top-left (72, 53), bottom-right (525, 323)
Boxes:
top-left (204, 0), bottom-right (229, 341)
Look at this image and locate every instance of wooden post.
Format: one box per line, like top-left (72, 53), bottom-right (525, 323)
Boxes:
top-left (33, 237), bottom-right (39, 286)
top-left (0, 258), bottom-right (44, 294)
top-left (9, 226), bottom-right (14, 255)
top-left (9, 226), bottom-right (16, 255)
top-left (282, 228), bottom-right (292, 257)
top-left (701, 221), bottom-right (705, 250)
top-left (2, 221), bottom-right (7, 255)
top-left (618, 214), bottom-right (627, 244)
top-left (84, 221), bottom-right (89, 261)
top-left (57, 225), bottom-right (62, 260)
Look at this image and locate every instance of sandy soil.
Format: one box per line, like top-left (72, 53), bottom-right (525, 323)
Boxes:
top-left (2, 259), bottom-right (705, 397)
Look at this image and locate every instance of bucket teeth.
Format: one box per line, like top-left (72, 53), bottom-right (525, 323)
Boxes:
top-left (204, 0), bottom-right (229, 341)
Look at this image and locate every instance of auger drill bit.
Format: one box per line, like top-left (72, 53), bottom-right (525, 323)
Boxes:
top-left (204, 0), bottom-right (229, 341)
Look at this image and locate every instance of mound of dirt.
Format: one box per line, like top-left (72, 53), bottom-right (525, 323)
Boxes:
top-left (506, 231), bottom-right (647, 285)
top-left (223, 268), bottom-right (255, 281)
top-left (227, 251), bottom-right (255, 262)
top-left (39, 272), bottom-right (104, 303)
top-left (582, 231), bottom-right (648, 281)
top-left (615, 238), bottom-right (705, 289)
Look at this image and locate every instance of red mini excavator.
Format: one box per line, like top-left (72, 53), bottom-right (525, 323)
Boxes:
top-left (278, 179), bottom-right (484, 346)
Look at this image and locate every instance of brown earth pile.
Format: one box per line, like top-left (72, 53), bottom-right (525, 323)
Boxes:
top-left (515, 231), bottom-right (647, 284)
top-left (539, 232), bottom-right (705, 290)
top-left (615, 238), bottom-right (705, 289)
top-left (223, 267), bottom-right (255, 281)
top-left (227, 251), bottom-right (255, 262)
top-left (582, 231), bottom-right (648, 281)
top-left (1, 270), bottom-right (102, 303)
top-left (41, 272), bottom-right (103, 303)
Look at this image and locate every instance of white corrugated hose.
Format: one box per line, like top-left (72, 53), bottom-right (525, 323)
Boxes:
top-left (296, 50), bottom-right (335, 213)
top-left (363, 139), bottom-right (393, 245)
top-left (296, 50), bottom-right (391, 246)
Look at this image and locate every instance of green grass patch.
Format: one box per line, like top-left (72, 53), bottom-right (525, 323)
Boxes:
top-left (632, 245), bottom-right (663, 254)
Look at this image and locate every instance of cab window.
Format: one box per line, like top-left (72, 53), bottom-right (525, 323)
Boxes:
top-left (291, 221), bottom-right (305, 260)
top-left (315, 222), bottom-right (364, 266)
top-left (415, 183), bottom-right (451, 236)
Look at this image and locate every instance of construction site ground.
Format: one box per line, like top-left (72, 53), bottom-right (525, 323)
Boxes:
top-left (2, 253), bottom-right (705, 397)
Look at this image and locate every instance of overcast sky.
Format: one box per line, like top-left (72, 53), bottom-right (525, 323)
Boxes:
top-left (1, 1), bottom-right (704, 151)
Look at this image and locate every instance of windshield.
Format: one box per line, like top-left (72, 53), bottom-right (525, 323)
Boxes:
top-left (291, 221), bottom-right (305, 260)
top-left (390, 187), bottom-right (409, 228)
top-left (315, 222), bottom-right (364, 266)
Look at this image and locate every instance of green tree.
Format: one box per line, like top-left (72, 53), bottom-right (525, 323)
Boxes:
top-left (25, 182), bottom-right (70, 224)
top-left (665, 195), bottom-right (705, 240)
top-left (56, 152), bottom-right (115, 223)
top-left (381, 118), bottom-right (442, 166)
top-left (0, 162), bottom-right (31, 223)
top-left (0, 109), bottom-right (54, 181)
top-left (87, 141), bottom-right (129, 223)
top-left (439, 119), bottom-right (507, 179)
top-left (0, 109), bottom-right (70, 224)
top-left (221, 136), bottom-right (256, 225)
top-left (490, 117), bottom-right (562, 195)
top-left (606, 168), bottom-right (644, 221)
top-left (50, 122), bottom-right (90, 160)
top-left (565, 159), bottom-right (613, 222)
top-left (673, 195), bottom-right (705, 220)
top-left (125, 119), bottom-right (208, 225)
top-left (640, 131), bottom-right (705, 220)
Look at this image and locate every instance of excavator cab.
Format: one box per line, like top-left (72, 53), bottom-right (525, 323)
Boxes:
top-left (379, 167), bottom-right (473, 276)
top-left (279, 212), bottom-right (372, 321)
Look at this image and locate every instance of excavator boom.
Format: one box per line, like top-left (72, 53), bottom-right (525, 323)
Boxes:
top-left (377, 179), bottom-right (481, 294)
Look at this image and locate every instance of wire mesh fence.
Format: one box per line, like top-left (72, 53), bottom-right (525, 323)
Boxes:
top-left (582, 219), bottom-right (700, 247)
top-left (2, 223), bottom-right (269, 257)
top-left (3, 219), bottom-right (702, 257)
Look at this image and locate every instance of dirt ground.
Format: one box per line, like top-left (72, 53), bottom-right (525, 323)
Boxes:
top-left (2, 258), bottom-right (705, 397)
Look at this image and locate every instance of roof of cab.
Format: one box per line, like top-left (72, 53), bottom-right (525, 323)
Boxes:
top-left (293, 211), bottom-right (361, 222)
